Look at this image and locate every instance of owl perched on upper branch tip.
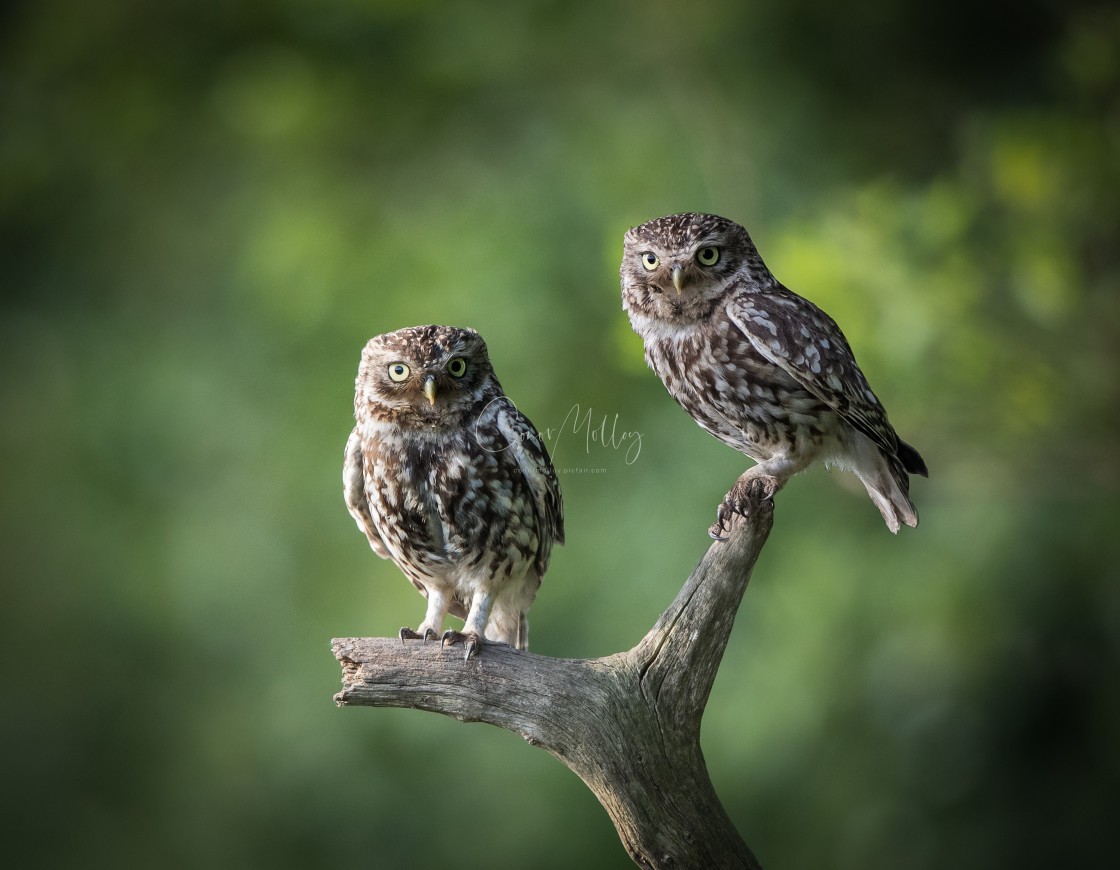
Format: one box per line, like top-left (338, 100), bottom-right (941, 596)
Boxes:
top-left (619, 212), bottom-right (927, 538)
top-left (343, 324), bottom-right (564, 659)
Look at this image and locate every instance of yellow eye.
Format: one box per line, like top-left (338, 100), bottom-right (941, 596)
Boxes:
top-left (641, 252), bottom-right (659, 271)
top-left (447, 357), bottom-right (467, 378)
top-left (387, 363), bottom-right (410, 382)
top-left (697, 246), bottom-right (720, 266)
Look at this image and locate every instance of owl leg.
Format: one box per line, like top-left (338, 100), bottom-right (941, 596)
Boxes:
top-left (709, 460), bottom-right (793, 540)
top-left (401, 587), bottom-right (450, 643)
top-left (484, 598), bottom-right (527, 649)
top-left (442, 589), bottom-right (494, 661)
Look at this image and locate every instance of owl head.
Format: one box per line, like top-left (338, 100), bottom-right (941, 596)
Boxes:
top-left (620, 213), bottom-right (767, 321)
top-left (355, 324), bottom-right (500, 427)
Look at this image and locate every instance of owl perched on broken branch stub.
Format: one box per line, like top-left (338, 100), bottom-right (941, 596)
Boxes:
top-left (344, 325), bottom-right (563, 659)
top-left (620, 212), bottom-right (927, 539)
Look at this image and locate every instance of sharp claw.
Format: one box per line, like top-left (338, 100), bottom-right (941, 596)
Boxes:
top-left (399, 627), bottom-right (423, 642)
top-left (441, 629), bottom-right (481, 659)
top-left (710, 498), bottom-right (737, 540)
top-left (423, 628), bottom-right (439, 642)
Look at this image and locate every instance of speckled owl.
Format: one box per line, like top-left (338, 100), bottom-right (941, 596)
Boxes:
top-left (344, 325), bottom-right (563, 658)
top-left (620, 213), bottom-right (927, 538)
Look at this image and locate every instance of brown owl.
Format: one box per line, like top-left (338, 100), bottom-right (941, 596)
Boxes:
top-left (620, 213), bottom-right (927, 538)
top-left (344, 325), bottom-right (563, 658)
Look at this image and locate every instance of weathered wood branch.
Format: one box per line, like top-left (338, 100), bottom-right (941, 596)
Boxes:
top-left (333, 498), bottom-right (774, 870)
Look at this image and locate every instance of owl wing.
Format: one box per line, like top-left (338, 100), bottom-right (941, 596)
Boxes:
top-left (492, 398), bottom-right (565, 576)
top-left (343, 427), bottom-right (392, 560)
top-left (726, 285), bottom-right (901, 458)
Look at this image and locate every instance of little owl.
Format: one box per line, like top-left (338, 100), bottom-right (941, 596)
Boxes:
top-left (620, 213), bottom-right (927, 538)
top-left (344, 325), bottom-right (563, 658)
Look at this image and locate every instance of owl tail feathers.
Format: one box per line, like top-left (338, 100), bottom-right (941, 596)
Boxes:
top-left (865, 481), bottom-right (918, 534)
top-left (517, 612), bottom-right (530, 651)
top-left (860, 454), bottom-right (919, 534)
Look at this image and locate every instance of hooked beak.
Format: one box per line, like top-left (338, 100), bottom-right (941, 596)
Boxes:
top-left (671, 264), bottom-right (684, 294)
top-left (423, 375), bottom-right (437, 406)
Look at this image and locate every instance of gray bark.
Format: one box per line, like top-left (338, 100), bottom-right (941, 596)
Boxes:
top-left (333, 499), bottom-right (773, 869)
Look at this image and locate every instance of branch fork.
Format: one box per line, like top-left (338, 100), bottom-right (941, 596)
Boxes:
top-left (334, 497), bottom-right (774, 869)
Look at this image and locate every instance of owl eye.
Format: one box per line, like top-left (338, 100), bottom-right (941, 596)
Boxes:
top-left (447, 357), bottom-right (467, 378)
top-left (697, 246), bottom-right (720, 266)
top-left (387, 363), bottom-right (410, 382)
top-left (641, 252), bottom-right (659, 271)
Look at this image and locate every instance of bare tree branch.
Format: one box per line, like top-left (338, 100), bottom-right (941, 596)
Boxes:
top-left (333, 498), bottom-right (774, 869)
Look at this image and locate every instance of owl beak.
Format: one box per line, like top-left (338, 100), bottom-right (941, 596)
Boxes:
top-left (671, 264), bottom-right (684, 294)
top-left (423, 375), bottom-right (437, 405)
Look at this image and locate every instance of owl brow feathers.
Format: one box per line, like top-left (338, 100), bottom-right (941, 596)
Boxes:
top-left (477, 398), bottom-right (643, 466)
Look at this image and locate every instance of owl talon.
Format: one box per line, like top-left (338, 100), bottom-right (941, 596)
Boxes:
top-left (709, 502), bottom-right (734, 540)
top-left (399, 627), bottom-right (423, 642)
top-left (441, 629), bottom-right (481, 660)
top-left (709, 473), bottom-right (779, 540)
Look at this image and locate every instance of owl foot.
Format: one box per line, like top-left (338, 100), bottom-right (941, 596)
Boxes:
top-left (399, 627), bottom-right (440, 643)
top-left (441, 629), bottom-right (482, 661)
top-left (709, 473), bottom-right (779, 541)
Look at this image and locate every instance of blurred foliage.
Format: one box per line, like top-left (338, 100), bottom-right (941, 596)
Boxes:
top-left (2, 0), bottom-right (1119, 868)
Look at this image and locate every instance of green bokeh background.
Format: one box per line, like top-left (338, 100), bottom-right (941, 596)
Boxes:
top-left (3, 1), bottom-right (1118, 867)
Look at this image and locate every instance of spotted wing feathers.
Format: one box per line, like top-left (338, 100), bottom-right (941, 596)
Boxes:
top-left (343, 427), bottom-right (391, 560)
top-left (493, 398), bottom-right (565, 577)
top-left (726, 285), bottom-right (902, 461)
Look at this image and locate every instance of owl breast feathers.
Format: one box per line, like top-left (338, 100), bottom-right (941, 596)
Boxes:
top-left (344, 325), bottom-right (563, 657)
top-left (620, 213), bottom-right (927, 536)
